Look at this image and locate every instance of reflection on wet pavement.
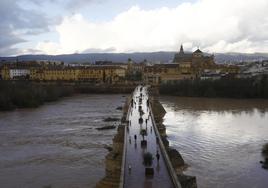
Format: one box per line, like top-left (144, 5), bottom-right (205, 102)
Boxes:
top-left (124, 86), bottom-right (174, 188)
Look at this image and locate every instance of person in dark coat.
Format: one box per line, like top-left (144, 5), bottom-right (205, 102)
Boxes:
top-left (156, 150), bottom-right (160, 162)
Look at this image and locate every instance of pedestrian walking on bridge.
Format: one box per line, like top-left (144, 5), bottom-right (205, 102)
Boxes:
top-left (156, 150), bottom-right (160, 162)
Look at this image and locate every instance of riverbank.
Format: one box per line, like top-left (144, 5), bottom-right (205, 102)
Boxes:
top-left (0, 81), bottom-right (74, 111)
top-left (159, 76), bottom-right (268, 98)
top-left (261, 143), bottom-right (268, 169)
top-left (0, 81), bottom-right (135, 111)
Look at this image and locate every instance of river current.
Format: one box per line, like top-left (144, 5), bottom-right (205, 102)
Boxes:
top-left (0, 94), bottom-right (125, 188)
top-left (160, 96), bottom-right (268, 188)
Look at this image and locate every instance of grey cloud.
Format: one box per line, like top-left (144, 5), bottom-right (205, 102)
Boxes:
top-left (0, 26), bottom-right (26, 56)
top-left (30, 0), bottom-right (102, 11)
top-left (23, 48), bottom-right (43, 54)
top-left (24, 29), bottom-right (49, 36)
top-left (0, 28), bottom-right (26, 49)
top-left (66, 0), bottom-right (103, 11)
top-left (0, 0), bottom-right (50, 30)
top-left (0, 0), bottom-right (100, 56)
top-left (0, 47), bottom-right (21, 57)
top-left (0, 0), bottom-right (57, 56)
top-left (82, 47), bottom-right (117, 53)
top-left (0, 46), bottom-right (42, 56)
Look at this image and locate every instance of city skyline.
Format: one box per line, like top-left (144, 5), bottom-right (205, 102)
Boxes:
top-left (1, 0), bottom-right (268, 56)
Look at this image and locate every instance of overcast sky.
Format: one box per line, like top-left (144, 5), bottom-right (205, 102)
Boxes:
top-left (1, 0), bottom-right (268, 56)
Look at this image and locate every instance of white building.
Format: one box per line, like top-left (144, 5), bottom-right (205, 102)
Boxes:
top-left (9, 69), bottom-right (30, 79)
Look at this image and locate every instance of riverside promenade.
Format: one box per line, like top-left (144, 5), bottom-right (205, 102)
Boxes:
top-left (123, 86), bottom-right (176, 188)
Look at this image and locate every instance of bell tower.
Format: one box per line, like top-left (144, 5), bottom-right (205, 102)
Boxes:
top-left (179, 44), bottom-right (184, 54)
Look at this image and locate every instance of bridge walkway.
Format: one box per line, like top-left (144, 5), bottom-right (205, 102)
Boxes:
top-left (123, 86), bottom-right (174, 188)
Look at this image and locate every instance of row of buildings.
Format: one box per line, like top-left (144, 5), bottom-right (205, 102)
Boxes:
top-left (0, 63), bottom-right (126, 84)
top-left (235, 60), bottom-right (268, 78)
top-left (0, 45), bottom-right (240, 85)
top-left (143, 45), bottom-right (239, 84)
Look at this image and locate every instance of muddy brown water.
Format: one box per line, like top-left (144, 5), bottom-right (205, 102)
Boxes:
top-left (1, 94), bottom-right (268, 188)
top-left (160, 96), bottom-right (268, 188)
top-left (0, 94), bottom-right (125, 188)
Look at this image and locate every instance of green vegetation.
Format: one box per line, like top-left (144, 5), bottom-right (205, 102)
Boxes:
top-left (160, 75), bottom-right (268, 98)
top-left (2, 75), bottom-right (268, 111)
top-left (261, 143), bottom-right (268, 169)
top-left (262, 143), bottom-right (268, 158)
top-left (0, 81), bottom-right (74, 111)
top-left (0, 81), bottom-right (135, 111)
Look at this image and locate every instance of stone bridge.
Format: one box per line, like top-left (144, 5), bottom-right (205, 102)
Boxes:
top-left (97, 86), bottom-right (196, 188)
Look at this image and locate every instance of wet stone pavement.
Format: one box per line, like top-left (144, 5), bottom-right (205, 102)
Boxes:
top-left (124, 86), bottom-right (174, 188)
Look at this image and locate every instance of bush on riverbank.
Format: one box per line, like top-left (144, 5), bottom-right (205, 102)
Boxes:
top-left (0, 81), bottom-right (74, 111)
top-left (261, 143), bottom-right (268, 169)
top-left (0, 81), bottom-right (135, 111)
top-left (262, 143), bottom-right (268, 158)
top-left (160, 75), bottom-right (268, 98)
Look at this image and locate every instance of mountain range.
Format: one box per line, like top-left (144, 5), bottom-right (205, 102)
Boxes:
top-left (1, 52), bottom-right (268, 64)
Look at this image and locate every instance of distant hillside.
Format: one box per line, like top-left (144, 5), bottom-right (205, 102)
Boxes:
top-left (0, 52), bottom-right (175, 64)
top-left (1, 52), bottom-right (268, 64)
top-left (215, 53), bottom-right (268, 63)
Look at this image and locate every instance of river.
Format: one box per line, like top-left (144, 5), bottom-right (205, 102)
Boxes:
top-left (160, 96), bottom-right (268, 188)
top-left (0, 94), bottom-right (125, 188)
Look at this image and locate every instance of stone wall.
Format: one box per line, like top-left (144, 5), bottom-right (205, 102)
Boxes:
top-left (96, 95), bottom-right (131, 188)
top-left (96, 87), bottom-right (197, 188)
top-left (149, 87), bottom-right (197, 188)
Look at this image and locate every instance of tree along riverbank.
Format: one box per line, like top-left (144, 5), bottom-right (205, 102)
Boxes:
top-left (261, 143), bottom-right (268, 169)
top-left (0, 81), bottom-right (135, 111)
top-left (160, 76), bottom-right (268, 99)
top-left (0, 81), bottom-right (75, 111)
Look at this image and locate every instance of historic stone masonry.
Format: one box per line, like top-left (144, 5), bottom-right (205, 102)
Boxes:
top-left (149, 87), bottom-right (197, 188)
top-left (95, 94), bottom-right (131, 188)
top-left (96, 86), bottom-right (197, 188)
